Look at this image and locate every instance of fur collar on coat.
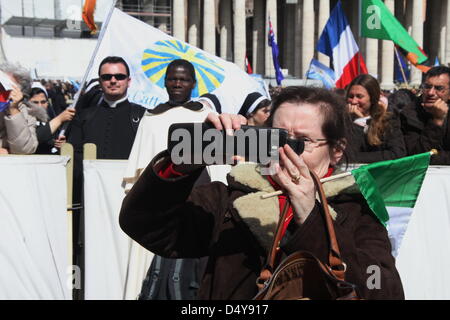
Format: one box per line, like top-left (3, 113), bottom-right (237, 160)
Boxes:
top-left (226, 163), bottom-right (359, 252)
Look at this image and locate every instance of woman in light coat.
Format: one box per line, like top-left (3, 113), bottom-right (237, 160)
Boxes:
top-left (0, 63), bottom-right (40, 154)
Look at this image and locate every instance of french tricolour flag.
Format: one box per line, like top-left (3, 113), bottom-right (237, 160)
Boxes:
top-left (317, 1), bottom-right (367, 89)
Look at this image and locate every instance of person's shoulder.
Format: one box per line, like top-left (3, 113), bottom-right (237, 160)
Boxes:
top-left (128, 101), bottom-right (147, 114)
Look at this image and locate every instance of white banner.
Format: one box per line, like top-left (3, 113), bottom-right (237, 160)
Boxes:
top-left (83, 159), bottom-right (153, 300)
top-left (395, 166), bottom-right (450, 300)
top-left (84, 8), bottom-right (266, 111)
top-left (0, 155), bottom-right (70, 299)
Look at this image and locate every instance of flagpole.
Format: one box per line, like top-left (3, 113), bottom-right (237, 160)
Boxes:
top-left (76, 0), bottom-right (118, 99)
top-left (261, 150), bottom-right (438, 200)
top-left (58, 0), bottom-right (118, 137)
top-left (394, 46), bottom-right (408, 85)
top-left (357, 0), bottom-right (361, 75)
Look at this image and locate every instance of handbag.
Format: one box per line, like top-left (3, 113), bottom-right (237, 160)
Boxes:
top-left (253, 170), bottom-right (360, 300)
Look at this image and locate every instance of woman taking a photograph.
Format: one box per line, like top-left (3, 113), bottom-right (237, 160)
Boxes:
top-left (119, 86), bottom-right (404, 300)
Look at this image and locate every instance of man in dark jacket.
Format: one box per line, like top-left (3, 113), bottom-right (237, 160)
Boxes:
top-left (66, 56), bottom-right (146, 299)
top-left (68, 56), bottom-right (146, 159)
top-left (395, 66), bottom-right (450, 164)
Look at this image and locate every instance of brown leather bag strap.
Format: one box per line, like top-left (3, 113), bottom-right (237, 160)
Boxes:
top-left (257, 200), bottom-right (291, 290)
top-left (262, 170), bottom-right (346, 280)
top-left (265, 199), bottom-right (291, 271)
top-left (309, 170), bottom-right (346, 280)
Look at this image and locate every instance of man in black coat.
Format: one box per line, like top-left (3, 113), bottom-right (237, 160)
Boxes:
top-left (395, 66), bottom-right (450, 165)
top-left (66, 56), bottom-right (146, 299)
top-left (68, 56), bottom-right (146, 159)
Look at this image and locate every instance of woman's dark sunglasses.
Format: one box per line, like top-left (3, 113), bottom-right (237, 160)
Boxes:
top-left (100, 73), bottom-right (128, 81)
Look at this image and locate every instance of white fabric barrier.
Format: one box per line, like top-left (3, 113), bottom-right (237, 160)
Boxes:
top-left (83, 160), bottom-right (153, 300)
top-left (0, 155), bottom-right (70, 300)
top-left (395, 167), bottom-right (450, 300)
top-left (84, 161), bottom-right (450, 300)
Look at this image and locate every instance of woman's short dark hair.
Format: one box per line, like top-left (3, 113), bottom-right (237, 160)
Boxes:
top-left (266, 86), bottom-right (347, 154)
top-left (165, 59), bottom-right (196, 82)
top-left (98, 56), bottom-right (130, 76)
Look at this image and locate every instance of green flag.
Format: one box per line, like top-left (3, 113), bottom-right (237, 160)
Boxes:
top-left (352, 152), bottom-right (431, 226)
top-left (360, 0), bottom-right (428, 64)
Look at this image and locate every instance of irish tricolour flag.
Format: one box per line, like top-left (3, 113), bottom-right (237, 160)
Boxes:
top-left (325, 152), bottom-right (432, 256)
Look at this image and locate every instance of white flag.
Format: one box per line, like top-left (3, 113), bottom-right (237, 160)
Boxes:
top-left (85, 9), bottom-right (266, 112)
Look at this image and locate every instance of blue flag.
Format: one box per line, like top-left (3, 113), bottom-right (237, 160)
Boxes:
top-left (435, 56), bottom-right (440, 66)
top-left (305, 59), bottom-right (336, 89)
top-left (268, 18), bottom-right (284, 86)
top-left (394, 47), bottom-right (410, 83)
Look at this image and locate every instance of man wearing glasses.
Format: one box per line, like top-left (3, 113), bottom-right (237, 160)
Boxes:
top-left (67, 57), bottom-right (147, 298)
top-left (68, 56), bottom-right (146, 160)
top-left (397, 66), bottom-right (450, 165)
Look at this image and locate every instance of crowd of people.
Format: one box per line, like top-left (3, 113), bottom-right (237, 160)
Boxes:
top-left (0, 63), bottom-right (79, 155)
top-left (1, 60), bottom-right (449, 166)
top-left (1, 57), bottom-right (450, 300)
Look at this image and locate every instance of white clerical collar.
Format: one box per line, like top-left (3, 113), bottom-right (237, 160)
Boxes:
top-left (101, 94), bottom-right (128, 108)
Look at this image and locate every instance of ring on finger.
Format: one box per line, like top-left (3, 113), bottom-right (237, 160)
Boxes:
top-left (291, 173), bottom-right (300, 184)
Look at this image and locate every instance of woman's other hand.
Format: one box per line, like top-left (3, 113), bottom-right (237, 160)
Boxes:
top-left (7, 84), bottom-right (23, 116)
top-left (347, 103), bottom-right (365, 119)
top-left (270, 144), bottom-right (316, 225)
top-left (54, 135), bottom-right (66, 149)
top-left (205, 112), bottom-right (247, 135)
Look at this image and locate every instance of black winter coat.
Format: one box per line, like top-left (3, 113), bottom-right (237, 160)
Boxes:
top-left (396, 96), bottom-right (450, 165)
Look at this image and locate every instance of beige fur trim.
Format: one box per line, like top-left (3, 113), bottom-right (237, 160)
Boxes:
top-left (230, 163), bottom-right (359, 250)
top-left (229, 163), bottom-right (275, 193)
top-left (233, 191), bottom-right (279, 251)
top-left (322, 174), bottom-right (359, 198)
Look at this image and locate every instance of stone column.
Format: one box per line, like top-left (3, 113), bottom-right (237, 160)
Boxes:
top-left (317, 0), bottom-right (330, 66)
top-left (440, 1), bottom-right (447, 64)
top-left (283, 3), bottom-right (296, 75)
top-left (252, 0), bottom-right (265, 74)
top-left (188, 0), bottom-right (200, 47)
top-left (446, 0), bottom-right (450, 65)
top-left (380, 0), bottom-right (394, 90)
top-left (410, 0), bottom-right (424, 86)
top-left (54, 0), bottom-right (62, 19)
top-left (265, 0), bottom-right (277, 79)
top-left (395, 0), bottom-right (406, 26)
top-left (405, 0), bottom-right (413, 34)
top-left (0, 26), bottom-right (6, 63)
top-left (203, 0), bottom-right (216, 55)
top-left (293, 3), bottom-right (302, 78)
top-left (365, 38), bottom-right (379, 78)
top-left (301, 0), bottom-right (315, 76)
top-left (219, 0), bottom-right (232, 60)
top-left (173, 0), bottom-right (186, 41)
top-left (233, 0), bottom-right (246, 70)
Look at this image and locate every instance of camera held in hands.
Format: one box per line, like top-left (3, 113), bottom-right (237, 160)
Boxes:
top-left (167, 122), bottom-right (304, 165)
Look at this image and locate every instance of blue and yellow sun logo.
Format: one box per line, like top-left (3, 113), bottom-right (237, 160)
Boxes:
top-left (142, 40), bottom-right (225, 97)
